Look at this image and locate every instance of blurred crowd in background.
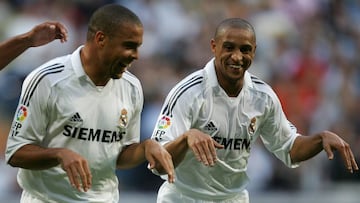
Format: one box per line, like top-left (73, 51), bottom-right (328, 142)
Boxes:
top-left (0, 0), bottom-right (360, 201)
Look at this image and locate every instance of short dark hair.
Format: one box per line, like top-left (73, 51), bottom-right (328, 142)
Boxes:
top-left (214, 18), bottom-right (256, 41)
top-left (87, 4), bottom-right (142, 40)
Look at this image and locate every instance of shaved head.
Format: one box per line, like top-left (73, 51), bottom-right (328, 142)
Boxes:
top-left (87, 4), bottom-right (143, 40)
top-left (214, 18), bottom-right (256, 42)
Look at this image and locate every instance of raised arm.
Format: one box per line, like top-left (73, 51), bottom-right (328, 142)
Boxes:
top-left (0, 21), bottom-right (68, 70)
top-left (290, 131), bottom-right (358, 173)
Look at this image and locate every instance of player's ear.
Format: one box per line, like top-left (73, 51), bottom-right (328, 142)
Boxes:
top-left (210, 39), bottom-right (216, 54)
top-left (95, 31), bottom-right (106, 47)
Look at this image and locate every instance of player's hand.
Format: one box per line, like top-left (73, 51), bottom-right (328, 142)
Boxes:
top-left (145, 139), bottom-right (175, 183)
top-left (28, 21), bottom-right (68, 47)
top-left (56, 148), bottom-right (92, 192)
top-left (321, 131), bottom-right (359, 173)
top-left (186, 129), bottom-right (224, 166)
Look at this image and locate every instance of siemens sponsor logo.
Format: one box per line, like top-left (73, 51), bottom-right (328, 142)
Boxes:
top-left (63, 124), bottom-right (125, 143)
top-left (213, 136), bottom-right (250, 151)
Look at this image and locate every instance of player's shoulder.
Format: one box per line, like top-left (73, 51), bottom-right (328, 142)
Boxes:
top-left (247, 73), bottom-right (278, 100)
top-left (169, 69), bottom-right (205, 98)
top-left (121, 70), bottom-right (143, 93)
top-left (160, 69), bottom-right (205, 117)
top-left (122, 71), bottom-right (141, 87)
top-left (25, 55), bottom-right (72, 87)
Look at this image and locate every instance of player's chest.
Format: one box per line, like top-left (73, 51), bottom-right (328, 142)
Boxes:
top-left (196, 96), bottom-right (265, 140)
top-left (51, 84), bottom-right (134, 130)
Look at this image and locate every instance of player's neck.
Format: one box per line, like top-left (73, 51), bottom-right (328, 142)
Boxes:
top-left (80, 46), bottom-right (111, 86)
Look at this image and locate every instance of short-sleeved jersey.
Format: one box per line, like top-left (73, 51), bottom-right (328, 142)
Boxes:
top-left (151, 58), bottom-right (299, 201)
top-left (5, 46), bottom-right (144, 203)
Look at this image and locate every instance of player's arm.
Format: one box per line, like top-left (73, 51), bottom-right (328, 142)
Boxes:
top-left (8, 144), bottom-right (92, 192)
top-left (163, 133), bottom-right (189, 168)
top-left (116, 139), bottom-right (175, 183)
top-left (290, 131), bottom-right (358, 173)
top-left (0, 21), bottom-right (68, 70)
top-left (154, 129), bottom-right (224, 175)
top-left (8, 144), bottom-right (64, 169)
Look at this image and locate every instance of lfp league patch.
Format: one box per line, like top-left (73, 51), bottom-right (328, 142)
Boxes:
top-left (11, 105), bottom-right (28, 137)
top-left (16, 105), bottom-right (28, 122)
top-left (154, 115), bottom-right (172, 142)
top-left (157, 115), bottom-right (171, 129)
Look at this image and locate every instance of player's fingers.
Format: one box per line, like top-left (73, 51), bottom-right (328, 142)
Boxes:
top-left (86, 169), bottom-right (92, 189)
top-left (197, 142), bottom-right (213, 166)
top-left (347, 148), bottom-right (359, 171)
top-left (147, 156), bottom-right (155, 169)
top-left (151, 152), bottom-right (175, 183)
top-left (203, 141), bottom-right (216, 166)
top-left (211, 140), bottom-right (223, 162)
top-left (208, 145), bottom-right (217, 164)
top-left (166, 168), bottom-right (175, 183)
top-left (335, 142), bottom-right (353, 173)
top-left (52, 22), bottom-right (68, 42)
top-left (80, 160), bottom-right (92, 192)
top-left (344, 147), bottom-right (353, 173)
top-left (55, 32), bottom-right (67, 43)
top-left (69, 165), bottom-right (82, 191)
top-left (345, 147), bottom-right (358, 173)
top-left (76, 166), bottom-right (87, 191)
top-left (213, 140), bottom-right (224, 149)
top-left (350, 152), bottom-right (359, 171)
top-left (323, 144), bottom-right (334, 160)
top-left (55, 22), bottom-right (68, 34)
top-left (190, 144), bottom-right (202, 162)
top-left (65, 167), bottom-right (76, 189)
top-left (161, 157), bottom-right (175, 183)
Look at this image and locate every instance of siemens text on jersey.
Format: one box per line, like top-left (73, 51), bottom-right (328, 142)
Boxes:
top-left (63, 124), bottom-right (125, 143)
top-left (213, 136), bottom-right (250, 151)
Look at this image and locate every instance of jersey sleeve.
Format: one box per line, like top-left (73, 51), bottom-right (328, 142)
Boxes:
top-left (123, 83), bottom-right (143, 146)
top-left (5, 71), bottom-right (50, 163)
top-left (259, 92), bottom-right (299, 168)
top-left (151, 87), bottom-right (193, 146)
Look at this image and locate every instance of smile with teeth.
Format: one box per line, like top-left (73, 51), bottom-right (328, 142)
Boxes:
top-left (229, 64), bottom-right (242, 69)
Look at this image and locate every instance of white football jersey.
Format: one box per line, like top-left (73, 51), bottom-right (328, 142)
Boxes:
top-left (151, 58), bottom-right (299, 201)
top-left (5, 46), bottom-right (144, 203)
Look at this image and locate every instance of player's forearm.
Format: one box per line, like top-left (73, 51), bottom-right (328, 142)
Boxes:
top-left (0, 33), bottom-right (32, 70)
top-left (8, 144), bottom-right (61, 170)
top-left (290, 134), bottom-right (323, 163)
top-left (116, 143), bottom-right (145, 169)
top-left (166, 133), bottom-right (189, 167)
top-left (154, 133), bottom-right (188, 175)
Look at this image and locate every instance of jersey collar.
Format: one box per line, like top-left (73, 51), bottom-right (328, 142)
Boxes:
top-left (71, 45), bottom-right (87, 79)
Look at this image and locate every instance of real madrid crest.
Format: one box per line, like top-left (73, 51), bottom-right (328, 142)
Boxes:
top-left (248, 117), bottom-right (256, 134)
top-left (118, 108), bottom-right (128, 129)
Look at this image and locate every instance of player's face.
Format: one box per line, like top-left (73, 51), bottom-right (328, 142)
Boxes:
top-left (101, 24), bottom-right (143, 79)
top-left (211, 27), bottom-right (256, 84)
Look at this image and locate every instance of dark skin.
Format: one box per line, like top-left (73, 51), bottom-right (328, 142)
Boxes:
top-left (81, 23), bottom-right (173, 180)
top-left (212, 27), bottom-right (255, 97)
top-left (155, 25), bottom-right (358, 175)
top-left (81, 23), bottom-right (142, 85)
top-left (8, 23), bottom-right (175, 192)
top-left (0, 21), bottom-right (68, 70)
